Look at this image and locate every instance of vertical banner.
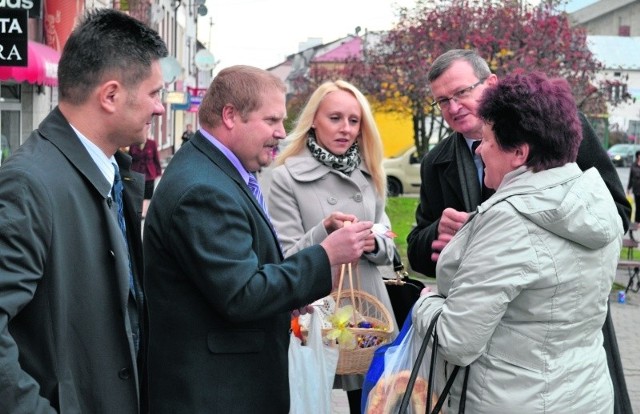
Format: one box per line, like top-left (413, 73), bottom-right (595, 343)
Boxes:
top-left (0, 8), bottom-right (28, 67)
top-left (43, 0), bottom-right (84, 52)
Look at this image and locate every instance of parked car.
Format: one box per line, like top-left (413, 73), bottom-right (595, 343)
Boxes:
top-left (383, 146), bottom-right (422, 196)
top-left (607, 144), bottom-right (640, 167)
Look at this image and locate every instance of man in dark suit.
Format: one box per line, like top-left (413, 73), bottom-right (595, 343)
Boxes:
top-left (0, 10), bottom-right (167, 414)
top-left (143, 65), bottom-right (373, 413)
top-left (407, 49), bottom-right (632, 413)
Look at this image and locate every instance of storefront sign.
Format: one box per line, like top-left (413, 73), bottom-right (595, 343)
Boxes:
top-left (0, 0), bottom-right (41, 18)
top-left (166, 91), bottom-right (188, 104)
top-left (0, 8), bottom-right (28, 67)
top-left (187, 86), bottom-right (207, 110)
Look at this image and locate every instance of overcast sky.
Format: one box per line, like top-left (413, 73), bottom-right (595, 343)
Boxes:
top-left (200, 0), bottom-right (417, 74)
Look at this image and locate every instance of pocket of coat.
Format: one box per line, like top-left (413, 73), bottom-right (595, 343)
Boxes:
top-left (207, 329), bottom-right (265, 354)
top-left (485, 325), bottom-right (544, 373)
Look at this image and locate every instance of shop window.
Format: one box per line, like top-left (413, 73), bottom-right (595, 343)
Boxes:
top-left (1, 84), bottom-right (21, 103)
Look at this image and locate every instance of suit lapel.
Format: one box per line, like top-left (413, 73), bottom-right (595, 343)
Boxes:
top-left (191, 133), bottom-right (284, 259)
top-left (453, 134), bottom-right (482, 211)
top-left (437, 133), bottom-right (481, 211)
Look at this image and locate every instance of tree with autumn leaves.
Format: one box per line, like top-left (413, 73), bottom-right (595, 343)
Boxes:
top-left (297, 0), bottom-right (608, 156)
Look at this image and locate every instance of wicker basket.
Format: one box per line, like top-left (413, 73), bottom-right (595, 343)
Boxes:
top-left (302, 260), bottom-right (392, 375)
top-left (324, 288), bottom-right (394, 375)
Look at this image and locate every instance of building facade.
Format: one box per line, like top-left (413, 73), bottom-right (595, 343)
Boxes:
top-left (0, 0), bottom-right (213, 166)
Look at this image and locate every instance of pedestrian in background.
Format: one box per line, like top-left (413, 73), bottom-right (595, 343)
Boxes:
top-left (627, 150), bottom-right (640, 224)
top-left (143, 65), bottom-right (374, 413)
top-left (269, 79), bottom-right (397, 414)
top-left (406, 49), bottom-right (632, 413)
top-left (181, 123), bottom-right (195, 144)
top-left (413, 71), bottom-right (622, 412)
top-left (129, 135), bottom-right (162, 218)
top-left (0, 9), bottom-right (166, 413)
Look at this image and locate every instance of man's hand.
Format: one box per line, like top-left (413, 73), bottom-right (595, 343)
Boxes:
top-left (320, 221), bottom-right (373, 266)
top-left (291, 305), bottom-right (314, 318)
top-left (431, 208), bottom-right (469, 261)
top-left (322, 211), bottom-right (358, 234)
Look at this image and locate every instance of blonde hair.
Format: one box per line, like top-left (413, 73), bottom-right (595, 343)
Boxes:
top-left (277, 80), bottom-right (387, 196)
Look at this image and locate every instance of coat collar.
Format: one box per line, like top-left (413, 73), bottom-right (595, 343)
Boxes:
top-left (431, 132), bottom-right (481, 210)
top-left (282, 146), bottom-right (371, 182)
top-left (37, 107), bottom-right (143, 200)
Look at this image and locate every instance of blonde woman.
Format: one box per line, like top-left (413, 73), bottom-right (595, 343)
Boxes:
top-left (268, 80), bottom-right (396, 413)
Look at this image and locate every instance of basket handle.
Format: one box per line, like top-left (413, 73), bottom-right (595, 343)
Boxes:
top-left (336, 262), bottom-right (358, 323)
top-left (334, 221), bottom-right (360, 323)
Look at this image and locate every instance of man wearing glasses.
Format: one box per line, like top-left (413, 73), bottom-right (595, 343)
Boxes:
top-left (407, 49), bottom-right (632, 413)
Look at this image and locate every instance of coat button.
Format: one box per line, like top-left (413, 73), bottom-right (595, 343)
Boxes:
top-left (327, 197), bottom-right (337, 205)
top-left (353, 193), bottom-right (363, 202)
top-left (118, 368), bottom-right (131, 380)
top-left (109, 250), bottom-right (115, 257)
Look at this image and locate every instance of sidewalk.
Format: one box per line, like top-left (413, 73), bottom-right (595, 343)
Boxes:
top-left (611, 267), bottom-right (640, 413)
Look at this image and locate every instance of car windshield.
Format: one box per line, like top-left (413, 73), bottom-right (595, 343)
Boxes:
top-left (608, 144), bottom-right (634, 154)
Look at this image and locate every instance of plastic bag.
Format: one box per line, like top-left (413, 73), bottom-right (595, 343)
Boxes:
top-left (288, 311), bottom-right (339, 414)
top-left (362, 315), bottom-right (443, 414)
top-left (361, 313), bottom-right (413, 410)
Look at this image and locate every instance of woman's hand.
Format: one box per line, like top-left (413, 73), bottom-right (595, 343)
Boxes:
top-left (421, 286), bottom-right (437, 297)
top-left (363, 232), bottom-right (377, 253)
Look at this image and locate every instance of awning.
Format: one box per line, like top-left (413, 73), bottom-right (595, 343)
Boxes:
top-left (0, 41), bottom-right (60, 86)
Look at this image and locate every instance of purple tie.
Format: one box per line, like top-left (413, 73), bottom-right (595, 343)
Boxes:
top-left (247, 174), bottom-right (268, 215)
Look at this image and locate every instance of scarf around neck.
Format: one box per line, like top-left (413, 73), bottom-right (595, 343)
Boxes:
top-left (307, 133), bottom-right (361, 175)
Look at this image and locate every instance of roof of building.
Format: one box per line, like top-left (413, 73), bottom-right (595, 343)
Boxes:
top-left (588, 36), bottom-right (640, 69)
top-left (312, 37), bottom-right (363, 62)
top-left (563, 0), bottom-right (599, 13)
top-left (569, 0), bottom-right (638, 25)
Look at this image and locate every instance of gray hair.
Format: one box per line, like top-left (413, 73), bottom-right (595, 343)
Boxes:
top-left (428, 49), bottom-right (492, 83)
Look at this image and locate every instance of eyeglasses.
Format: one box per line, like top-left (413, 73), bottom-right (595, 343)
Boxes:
top-left (431, 78), bottom-right (486, 110)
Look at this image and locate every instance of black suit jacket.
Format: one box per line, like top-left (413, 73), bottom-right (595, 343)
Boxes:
top-left (143, 132), bottom-right (333, 413)
top-left (407, 112), bottom-right (631, 277)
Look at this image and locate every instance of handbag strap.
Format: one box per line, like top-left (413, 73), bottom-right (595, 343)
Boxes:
top-left (398, 309), bottom-right (441, 413)
top-left (393, 246), bottom-right (405, 273)
top-left (399, 308), bottom-right (469, 414)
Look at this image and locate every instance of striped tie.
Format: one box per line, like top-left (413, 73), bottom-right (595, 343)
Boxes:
top-left (247, 174), bottom-right (268, 215)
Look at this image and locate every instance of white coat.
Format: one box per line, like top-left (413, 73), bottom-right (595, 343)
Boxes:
top-left (413, 163), bottom-right (622, 413)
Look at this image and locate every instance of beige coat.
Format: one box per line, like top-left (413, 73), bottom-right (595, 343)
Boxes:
top-left (268, 147), bottom-right (397, 389)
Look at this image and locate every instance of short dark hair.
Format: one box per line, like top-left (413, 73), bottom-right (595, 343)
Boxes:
top-left (58, 9), bottom-right (168, 105)
top-left (478, 72), bottom-right (582, 172)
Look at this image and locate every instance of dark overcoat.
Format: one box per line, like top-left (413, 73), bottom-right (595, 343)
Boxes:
top-left (0, 107), bottom-right (145, 413)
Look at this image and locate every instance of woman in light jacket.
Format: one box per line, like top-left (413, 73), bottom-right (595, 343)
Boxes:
top-left (413, 72), bottom-right (621, 413)
top-left (268, 80), bottom-right (396, 414)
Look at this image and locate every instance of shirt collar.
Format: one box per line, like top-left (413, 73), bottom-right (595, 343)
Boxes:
top-left (69, 124), bottom-right (117, 186)
top-left (198, 128), bottom-right (252, 184)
